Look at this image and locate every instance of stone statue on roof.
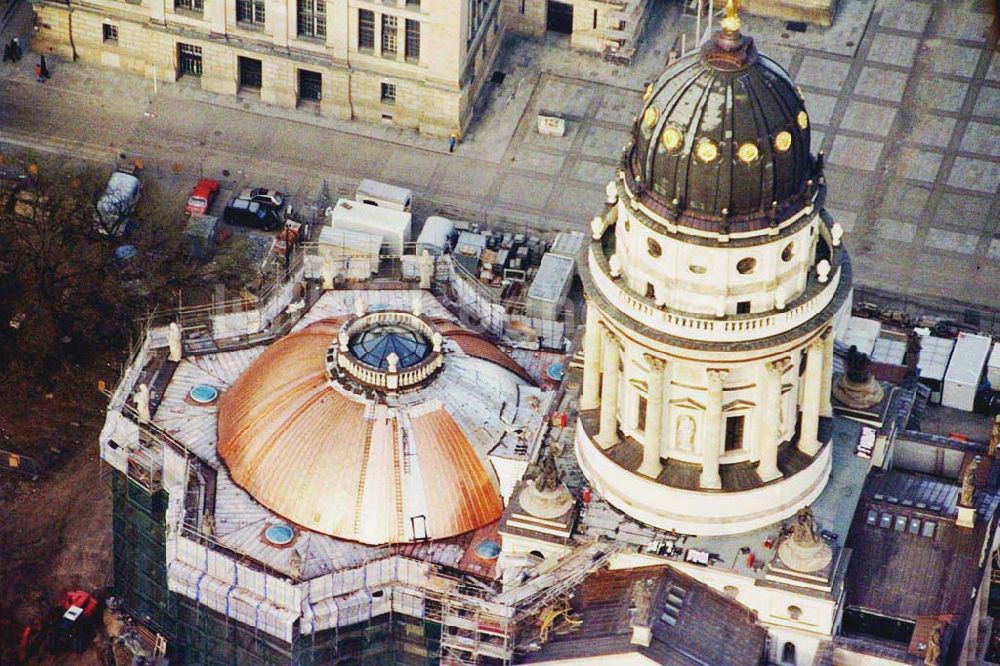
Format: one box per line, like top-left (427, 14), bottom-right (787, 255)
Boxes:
top-left (791, 507), bottom-right (820, 547)
top-left (960, 457), bottom-right (979, 507)
top-left (846, 345), bottom-right (872, 384)
top-left (924, 620), bottom-right (944, 666)
top-left (528, 448), bottom-right (562, 493)
top-left (904, 330), bottom-right (922, 376)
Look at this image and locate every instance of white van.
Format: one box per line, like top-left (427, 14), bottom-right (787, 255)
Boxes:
top-left (355, 179), bottom-right (412, 212)
top-left (96, 171), bottom-right (141, 235)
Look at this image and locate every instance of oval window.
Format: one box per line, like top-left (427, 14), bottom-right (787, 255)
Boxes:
top-left (689, 263), bottom-right (707, 275)
top-left (647, 238), bottom-right (662, 258)
top-left (723, 585), bottom-right (739, 598)
top-left (782, 242), bottom-right (795, 262)
top-left (787, 605), bottom-right (803, 620)
top-left (737, 257), bottom-right (757, 275)
top-left (624, 217), bottom-right (631, 232)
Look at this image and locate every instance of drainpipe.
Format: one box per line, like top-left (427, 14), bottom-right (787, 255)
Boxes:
top-left (67, 4), bottom-right (77, 60)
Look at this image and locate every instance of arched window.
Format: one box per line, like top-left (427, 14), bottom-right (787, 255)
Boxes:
top-left (787, 605), bottom-right (802, 620)
top-left (782, 641), bottom-right (796, 665)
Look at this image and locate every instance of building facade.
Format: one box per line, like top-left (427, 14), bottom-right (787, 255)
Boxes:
top-left (30, 0), bottom-right (504, 135)
top-left (504, 0), bottom-right (649, 60)
top-left (574, 10), bottom-right (851, 537)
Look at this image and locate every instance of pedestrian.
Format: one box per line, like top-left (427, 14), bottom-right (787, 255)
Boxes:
top-left (448, 132), bottom-right (457, 154)
top-left (2, 42), bottom-right (11, 63)
top-left (35, 62), bottom-right (44, 83)
top-left (40, 55), bottom-right (49, 79)
top-left (12, 38), bottom-right (21, 62)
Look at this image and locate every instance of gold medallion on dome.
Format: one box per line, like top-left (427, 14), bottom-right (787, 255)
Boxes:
top-left (644, 83), bottom-right (654, 101)
top-left (774, 131), bottom-right (792, 152)
top-left (737, 141), bottom-right (759, 164)
top-left (660, 126), bottom-right (683, 153)
top-left (696, 139), bottom-right (719, 163)
top-left (797, 111), bottom-right (809, 130)
top-left (642, 106), bottom-right (659, 131)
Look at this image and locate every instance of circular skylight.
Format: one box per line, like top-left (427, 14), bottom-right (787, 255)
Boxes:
top-left (349, 324), bottom-right (430, 371)
top-left (264, 524), bottom-right (295, 546)
top-left (189, 384), bottom-right (219, 404)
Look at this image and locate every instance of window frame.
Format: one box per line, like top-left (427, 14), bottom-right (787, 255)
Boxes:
top-left (381, 14), bottom-right (398, 57)
top-left (358, 8), bottom-right (375, 50)
top-left (174, 0), bottom-right (204, 13)
top-left (102, 23), bottom-right (119, 43)
top-left (236, 0), bottom-right (266, 26)
top-left (380, 82), bottom-right (396, 105)
top-left (405, 18), bottom-right (420, 62)
top-left (296, 0), bottom-right (326, 39)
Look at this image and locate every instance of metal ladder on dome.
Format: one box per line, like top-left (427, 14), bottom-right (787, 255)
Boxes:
top-left (391, 414), bottom-right (405, 541)
top-left (352, 407), bottom-right (377, 537)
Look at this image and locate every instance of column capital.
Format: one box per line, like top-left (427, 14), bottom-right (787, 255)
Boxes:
top-left (644, 354), bottom-right (666, 371)
top-left (767, 356), bottom-right (793, 375)
top-left (706, 368), bottom-right (729, 389)
top-left (808, 336), bottom-right (826, 352)
top-left (820, 325), bottom-right (835, 341)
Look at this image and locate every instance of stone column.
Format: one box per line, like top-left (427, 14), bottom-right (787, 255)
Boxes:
top-left (758, 358), bottom-right (789, 482)
top-left (596, 329), bottom-right (621, 449)
top-left (820, 328), bottom-right (835, 417)
top-left (799, 339), bottom-right (824, 456)
top-left (639, 355), bottom-right (665, 478)
top-left (699, 369), bottom-right (728, 489)
top-left (581, 311), bottom-right (603, 410)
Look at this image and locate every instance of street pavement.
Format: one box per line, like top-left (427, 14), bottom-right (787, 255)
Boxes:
top-left (0, 0), bottom-right (998, 313)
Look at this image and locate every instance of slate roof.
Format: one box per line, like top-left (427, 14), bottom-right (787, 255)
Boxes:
top-left (522, 565), bottom-right (767, 665)
top-left (843, 468), bottom-right (1000, 623)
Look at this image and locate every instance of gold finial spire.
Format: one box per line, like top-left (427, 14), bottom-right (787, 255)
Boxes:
top-left (721, 0), bottom-right (741, 33)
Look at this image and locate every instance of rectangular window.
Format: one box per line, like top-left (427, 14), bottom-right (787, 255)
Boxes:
top-left (908, 518), bottom-right (921, 534)
top-left (406, 0), bottom-right (420, 7)
top-left (593, 9), bottom-right (597, 29)
top-left (879, 512), bottom-right (892, 529)
top-left (893, 515), bottom-right (907, 532)
top-left (380, 82), bottom-right (396, 105)
top-left (238, 56), bottom-right (262, 90)
top-left (637, 395), bottom-right (647, 432)
top-left (737, 300), bottom-right (751, 314)
top-left (236, 0), bottom-right (265, 25)
top-left (358, 9), bottom-right (375, 50)
top-left (174, 0), bottom-right (203, 12)
top-left (297, 0), bottom-right (326, 38)
top-left (865, 508), bottom-right (878, 526)
top-left (921, 521), bottom-right (936, 538)
top-left (298, 69), bottom-right (322, 101)
top-left (382, 15), bottom-right (398, 56)
top-left (724, 415), bottom-right (744, 451)
top-left (405, 19), bottom-right (420, 62)
top-left (177, 43), bottom-right (203, 77)
top-left (102, 23), bottom-right (118, 43)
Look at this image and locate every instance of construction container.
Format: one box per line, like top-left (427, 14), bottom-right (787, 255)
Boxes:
top-left (416, 216), bottom-right (454, 255)
top-left (355, 179), bottom-right (412, 212)
top-left (525, 253), bottom-right (574, 320)
top-left (988, 342), bottom-right (1000, 388)
top-left (942, 332), bottom-right (992, 411)
top-left (916, 333), bottom-right (956, 403)
top-left (326, 198), bottom-right (411, 256)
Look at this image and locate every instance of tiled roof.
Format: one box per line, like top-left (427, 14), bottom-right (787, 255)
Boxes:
top-left (523, 565), bottom-right (766, 665)
top-left (433, 319), bottom-right (534, 384)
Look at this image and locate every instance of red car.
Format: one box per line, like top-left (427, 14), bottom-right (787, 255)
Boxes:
top-left (184, 178), bottom-right (220, 216)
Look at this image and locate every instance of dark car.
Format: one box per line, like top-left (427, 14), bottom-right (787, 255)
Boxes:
top-left (223, 197), bottom-right (281, 230)
top-left (932, 320), bottom-right (961, 338)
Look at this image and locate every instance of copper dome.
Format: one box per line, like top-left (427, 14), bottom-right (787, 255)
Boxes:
top-left (630, 26), bottom-right (816, 232)
top-left (217, 318), bottom-right (505, 545)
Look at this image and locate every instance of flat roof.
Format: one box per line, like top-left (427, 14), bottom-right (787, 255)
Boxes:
top-left (944, 332), bottom-right (992, 386)
top-left (527, 253), bottom-right (575, 303)
top-left (356, 178), bottom-right (412, 204)
top-left (917, 334), bottom-right (955, 382)
top-left (317, 225), bottom-right (383, 253)
top-left (871, 333), bottom-right (907, 366)
top-left (329, 198), bottom-right (411, 233)
top-left (841, 316), bottom-right (881, 356)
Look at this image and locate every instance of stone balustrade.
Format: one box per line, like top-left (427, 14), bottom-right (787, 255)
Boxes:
top-left (333, 310), bottom-right (443, 392)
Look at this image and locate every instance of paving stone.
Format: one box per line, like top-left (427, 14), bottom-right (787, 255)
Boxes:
top-left (867, 33), bottom-right (920, 68)
top-left (841, 101), bottom-right (898, 135)
top-left (828, 135), bottom-right (884, 171)
top-left (824, 167), bottom-right (875, 205)
top-left (854, 67), bottom-right (908, 102)
top-left (912, 77), bottom-right (970, 112)
top-left (987, 53), bottom-right (1000, 82)
top-left (826, 207), bottom-right (858, 232)
top-left (947, 156), bottom-right (1000, 193)
top-left (496, 173), bottom-right (555, 207)
top-left (883, 181), bottom-right (932, 218)
top-left (897, 147), bottom-right (944, 182)
top-left (535, 80), bottom-right (594, 119)
top-left (934, 8), bottom-right (992, 42)
top-left (522, 121), bottom-right (581, 151)
top-left (811, 130), bottom-right (826, 152)
top-left (907, 114), bottom-right (958, 148)
top-left (959, 121), bottom-right (1000, 157)
top-left (796, 56), bottom-right (851, 91)
top-left (878, 0), bottom-right (932, 32)
top-left (973, 86), bottom-right (1000, 120)
top-left (571, 159), bottom-right (616, 185)
top-left (877, 218), bottom-right (916, 242)
top-left (581, 127), bottom-right (632, 159)
top-left (433, 159), bottom-right (499, 198)
top-left (546, 183), bottom-right (605, 216)
top-left (509, 148), bottom-right (566, 175)
top-left (988, 239), bottom-right (1000, 261)
top-left (805, 92), bottom-right (838, 125)
top-left (924, 228), bottom-right (979, 255)
top-left (595, 91), bottom-right (643, 125)
top-left (927, 43), bottom-right (982, 79)
top-left (934, 191), bottom-right (991, 232)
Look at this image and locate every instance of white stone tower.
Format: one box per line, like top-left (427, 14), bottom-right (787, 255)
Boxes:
top-left (576, 11), bottom-right (851, 536)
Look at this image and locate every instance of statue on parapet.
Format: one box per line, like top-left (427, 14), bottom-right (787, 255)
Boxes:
top-left (846, 345), bottom-right (872, 383)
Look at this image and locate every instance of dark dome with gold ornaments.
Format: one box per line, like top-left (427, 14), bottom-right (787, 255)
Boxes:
top-left (627, 6), bottom-right (818, 234)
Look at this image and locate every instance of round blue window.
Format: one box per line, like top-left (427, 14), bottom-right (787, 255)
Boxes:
top-left (475, 539), bottom-right (501, 559)
top-left (189, 384), bottom-right (219, 404)
top-left (264, 524), bottom-right (294, 545)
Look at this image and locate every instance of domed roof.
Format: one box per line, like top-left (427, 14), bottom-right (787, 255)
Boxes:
top-left (217, 318), bottom-right (506, 545)
top-left (629, 24), bottom-right (815, 232)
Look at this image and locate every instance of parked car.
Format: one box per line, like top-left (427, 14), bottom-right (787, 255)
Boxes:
top-left (932, 319), bottom-right (961, 338)
top-left (223, 197), bottom-right (281, 230)
top-left (240, 187), bottom-right (286, 210)
top-left (184, 178), bottom-right (220, 216)
top-left (852, 301), bottom-right (879, 319)
top-left (96, 170), bottom-right (141, 236)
